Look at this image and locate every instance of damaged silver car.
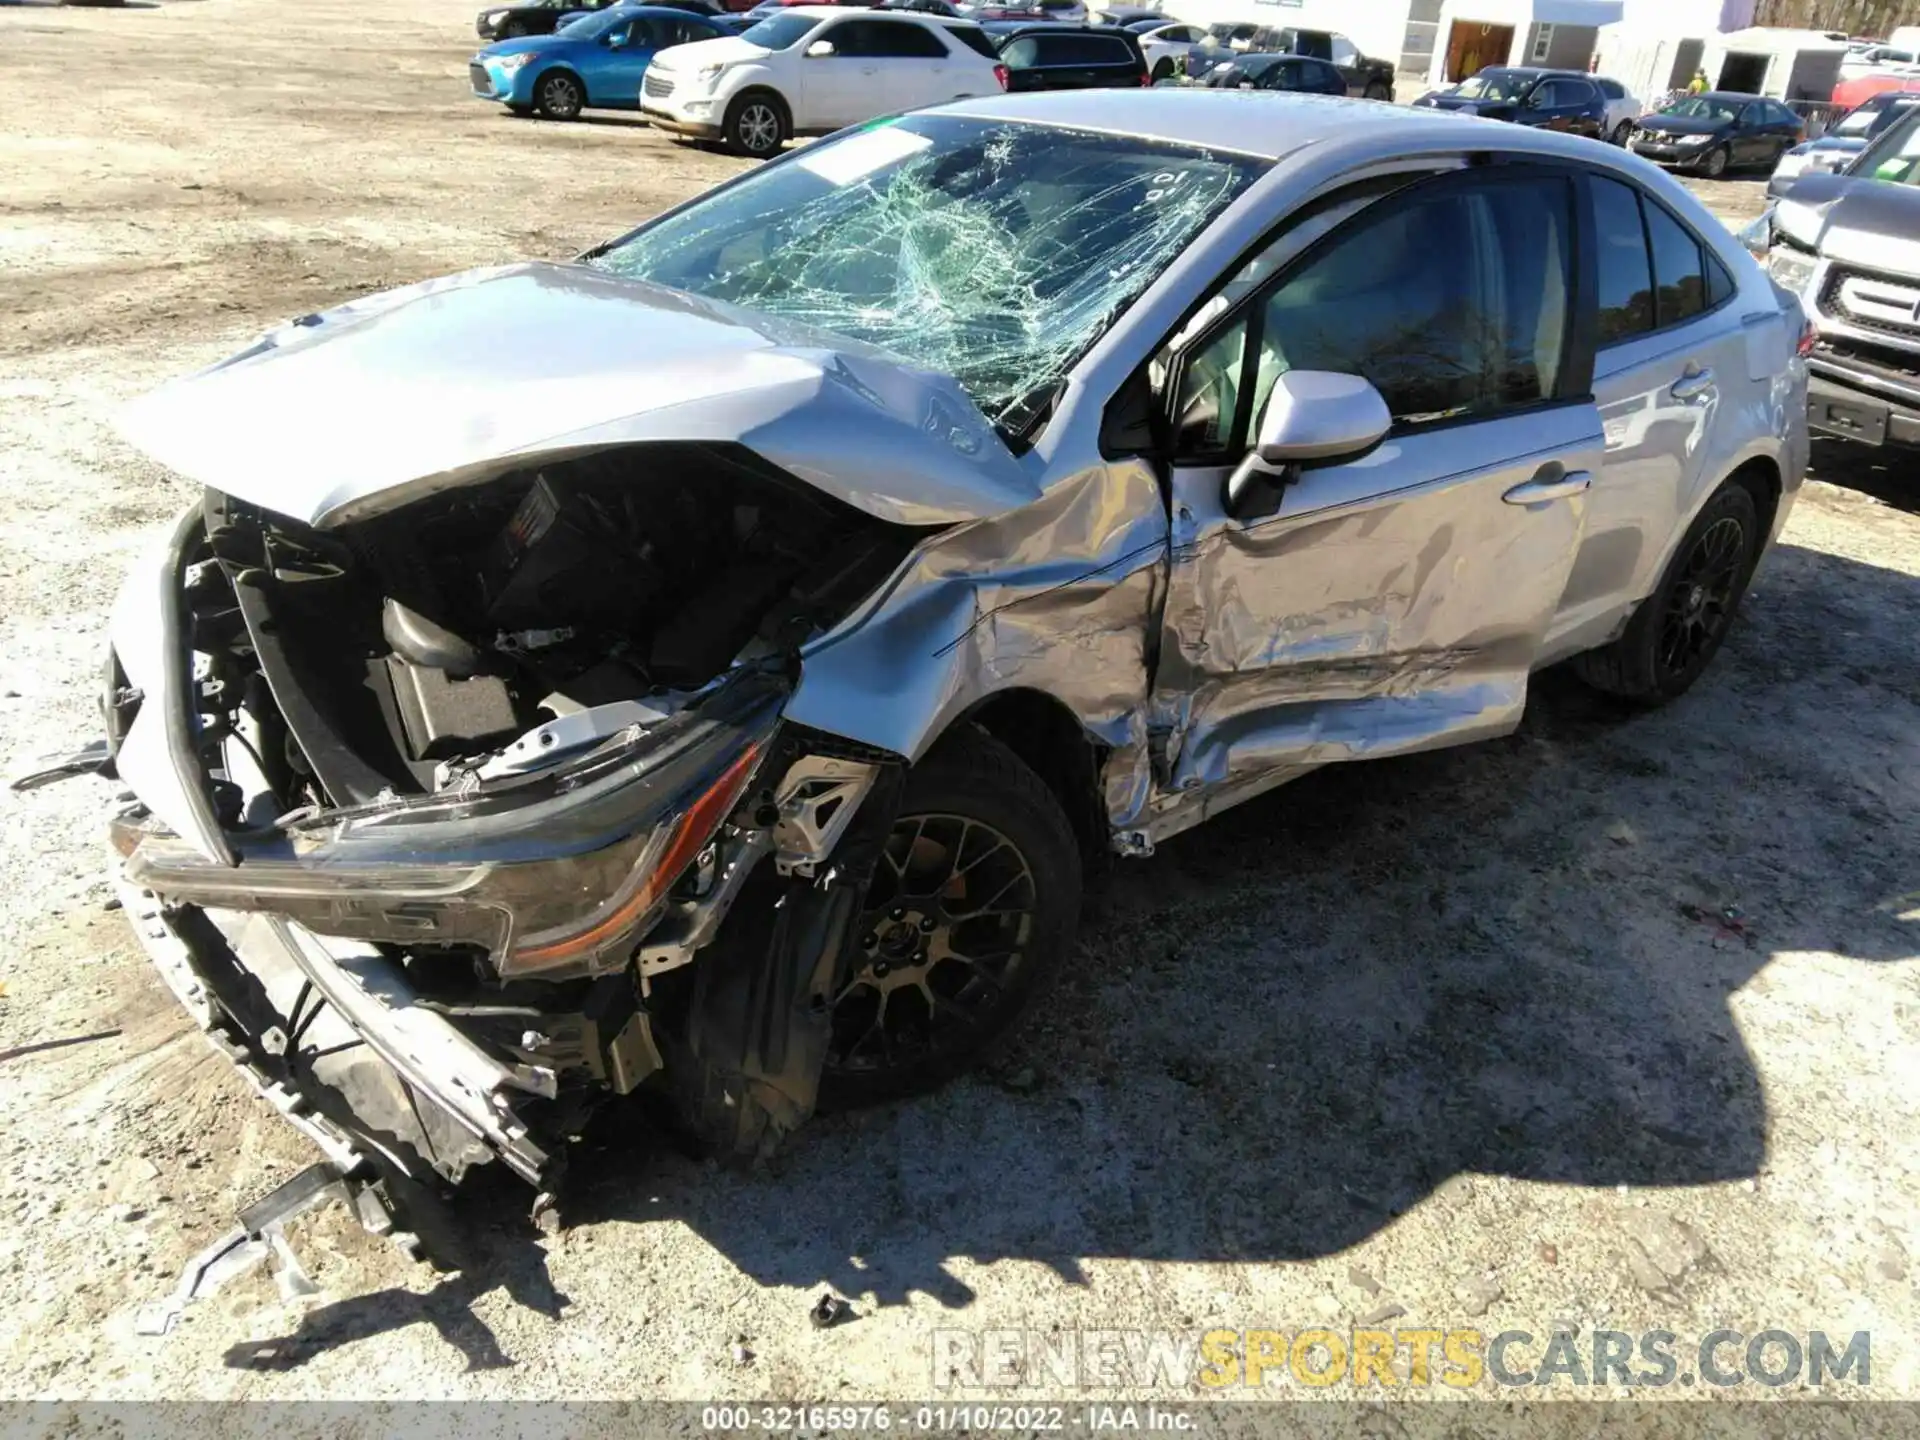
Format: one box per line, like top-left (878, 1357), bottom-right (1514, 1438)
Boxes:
top-left (24, 94), bottom-right (1809, 1236)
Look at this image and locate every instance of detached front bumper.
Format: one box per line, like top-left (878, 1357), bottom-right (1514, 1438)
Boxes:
top-left (118, 875), bottom-right (551, 1186)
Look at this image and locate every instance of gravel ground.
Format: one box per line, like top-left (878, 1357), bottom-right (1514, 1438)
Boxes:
top-left (1, 0), bottom-right (1917, 1407)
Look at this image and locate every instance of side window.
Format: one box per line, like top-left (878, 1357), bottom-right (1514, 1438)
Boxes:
top-left (1528, 80), bottom-right (1562, 107)
top-left (1171, 177), bottom-right (1574, 457)
top-left (1644, 200), bottom-right (1706, 325)
top-left (950, 25), bottom-right (997, 58)
top-left (1592, 176), bottom-right (1654, 344)
top-left (1169, 25), bottom-right (1199, 42)
top-left (826, 21), bottom-right (883, 56)
top-left (1330, 35), bottom-right (1357, 66)
top-left (621, 17), bottom-right (658, 46)
top-left (1770, 101), bottom-right (1800, 126)
top-left (1000, 36), bottom-right (1039, 66)
top-left (869, 21), bottom-right (948, 56)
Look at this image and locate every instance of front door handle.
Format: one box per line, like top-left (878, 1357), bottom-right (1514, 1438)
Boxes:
top-left (1503, 466), bottom-right (1593, 505)
top-left (1671, 367), bottom-right (1715, 401)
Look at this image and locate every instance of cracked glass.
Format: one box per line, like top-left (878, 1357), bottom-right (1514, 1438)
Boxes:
top-left (592, 115), bottom-right (1267, 436)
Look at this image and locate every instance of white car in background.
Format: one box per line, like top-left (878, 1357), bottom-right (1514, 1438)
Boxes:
top-left (1135, 20), bottom-right (1205, 82)
top-left (640, 7), bottom-right (1007, 157)
top-left (1594, 74), bottom-right (1642, 144)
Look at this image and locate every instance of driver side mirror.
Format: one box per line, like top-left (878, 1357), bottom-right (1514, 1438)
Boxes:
top-left (1223, 371), bottom-right (1390, 520)
top-left (805, 38), bottom-right (836, 56)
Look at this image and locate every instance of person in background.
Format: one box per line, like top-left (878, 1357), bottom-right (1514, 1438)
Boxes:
top-left (1687, 68), bottom-right (1709, 93)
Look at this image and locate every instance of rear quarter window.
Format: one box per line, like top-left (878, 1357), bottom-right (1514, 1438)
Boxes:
top-left (949, 24), bottom-right (997, 57)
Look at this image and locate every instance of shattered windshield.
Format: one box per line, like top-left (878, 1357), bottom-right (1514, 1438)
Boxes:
top-left (591, 116), bottom-right (1266, 434)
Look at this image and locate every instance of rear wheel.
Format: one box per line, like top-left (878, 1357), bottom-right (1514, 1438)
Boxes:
top-left (1572, 480), bottom-right (1760, 705)
top-left (1364, 79), bottom-right (1391, 101)
top-left (1610, 119), bottom-right (1633, 145)
top-left (723, 90), bottom-right (787, 158)
top-left (820, 728), bottom-right (1081, 1108)
top-left (534, 69), bottom-right (585, 120)
top-left (1152, 58), bottom-right (1173, 82)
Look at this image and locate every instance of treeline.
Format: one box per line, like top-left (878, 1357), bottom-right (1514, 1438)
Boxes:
top-left (1755, 0), bottom-right (1919, 34)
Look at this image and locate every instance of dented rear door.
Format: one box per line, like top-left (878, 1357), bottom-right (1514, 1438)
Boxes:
top-left (1145, 166), bottom-right (1604, 825)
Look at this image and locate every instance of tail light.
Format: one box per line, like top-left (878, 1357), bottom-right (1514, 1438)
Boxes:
top-left (1139, 68), bottom-right (1151, 85)
top-left (1797, 314), bottom-right (1818, 358)
top-left (994, 62), bottom-right (1010, 89)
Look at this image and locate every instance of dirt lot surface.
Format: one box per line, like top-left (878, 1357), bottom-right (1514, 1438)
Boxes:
top-left (2, 0), bottom-right (1918, 1408)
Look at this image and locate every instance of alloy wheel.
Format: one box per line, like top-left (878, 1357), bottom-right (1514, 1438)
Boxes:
top-left (735, 101), bottom-right (780, 156)
top-left (826, 812), bottom-right (1038, 1077)
top-left (540, 74), bottom-right (581, 119)
top-left (1656, 515), bottom-right (1746, 678)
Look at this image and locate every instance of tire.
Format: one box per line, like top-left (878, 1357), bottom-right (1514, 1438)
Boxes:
top-left (1703, 143), bottom-right (1730, 178)
top-left (819, 727), bottom-right (1082, 1108)
top-left (503, 18), bottom-right (529, 36)
top-left (1152, 59), bottom-right (1173, 82)
top-left (533, 69), bottom-right (584, 120)
top-left (722, 90), bottom-right (787, 159)
top-left (1610, 119), bottom-right (1633, 145)
top-left (1364, 80), bottom-right (1391, 101)
top-left (1571, 480), bottom-right (1761, 705)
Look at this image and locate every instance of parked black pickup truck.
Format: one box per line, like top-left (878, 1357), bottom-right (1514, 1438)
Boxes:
top-left (1186, 23), bottom-right (1394, 99)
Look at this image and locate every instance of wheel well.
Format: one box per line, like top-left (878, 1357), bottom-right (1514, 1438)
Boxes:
top-left (961, 690), bottom-right (1108, 879)
top-left (1727, 456), bottom-right (1782, 544)
top-left (538, 66), bottom-right (583, 95)
top-left (729, 86), bottom-right (790, 129)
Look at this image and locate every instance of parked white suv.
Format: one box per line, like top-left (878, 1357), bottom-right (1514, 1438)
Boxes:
top-left (641, 8), bottom-right (1006, 157)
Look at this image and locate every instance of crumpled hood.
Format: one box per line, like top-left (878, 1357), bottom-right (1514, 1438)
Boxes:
top-left (1420, 93), bottom-right (1509, 113)
top-left (118, 262), bottom-right (1038, 529)
top-left (1773, 171), bottom-right (1920, 275)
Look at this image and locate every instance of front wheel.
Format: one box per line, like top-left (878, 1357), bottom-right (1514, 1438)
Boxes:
top-left (722, 91), bottom-right (787, 158)
top-left (1702, 143), bottom-right (1730, 178)
top-left (1152, 58), bottom-right (1173, 82)
top-left (1364, 80), bottom-right (1391, 101)
top-left (820, 728), bottom-right (1082, 1108)
top-left (533, 70), bottom-right (584, 120)
top-left (1610, 119), bottom-right (1633, 145)
top-left (1571, 480), bottom-right (1760, 705)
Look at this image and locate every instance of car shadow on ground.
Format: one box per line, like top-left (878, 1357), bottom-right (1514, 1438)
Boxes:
top-left (232, 535), bottom-right (1917, 1364)
top-left (1810, 438), bottom-right (1920, 516)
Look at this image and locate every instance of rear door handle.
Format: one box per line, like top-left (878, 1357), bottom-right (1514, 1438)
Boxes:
top-left (1503, 466), bottom-right (1593, 505)
top-left (1671, 367), bottom-right (1715, 401)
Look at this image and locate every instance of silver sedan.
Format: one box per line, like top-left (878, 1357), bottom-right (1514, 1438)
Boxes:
top-left (31, 91), bottom-right (1809, 1233)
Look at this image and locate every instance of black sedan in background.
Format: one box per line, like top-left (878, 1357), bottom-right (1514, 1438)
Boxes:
top-left (1413, 66), bottom-right (1607, 137)
top-left (476, 0), bottom-right (618, 39)
top-left (991, 24), bottom-right (1149, 89)
top-left (1632, 92), bottom-right (1805, 178)
top-left (1193, 52), bottom-right (1346, 95)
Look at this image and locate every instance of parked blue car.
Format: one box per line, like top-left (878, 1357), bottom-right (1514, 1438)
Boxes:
top-left (469, 5), bottom-right (736, 120)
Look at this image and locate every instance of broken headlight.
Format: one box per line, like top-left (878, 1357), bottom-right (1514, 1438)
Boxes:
top-left (118, 671), bottom-right (785, 981)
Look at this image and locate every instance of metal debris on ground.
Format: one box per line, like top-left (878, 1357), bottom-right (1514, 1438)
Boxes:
top-left (809, 1292), bottom-right (855, 1330)
top-left (1678, 901), bottom-right (1758, 948)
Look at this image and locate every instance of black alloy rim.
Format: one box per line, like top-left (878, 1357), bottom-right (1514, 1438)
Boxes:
top-left (826, 813), bottom-right (1037, 1075)
top-left (1658, 515), bottom-right (1746, 676)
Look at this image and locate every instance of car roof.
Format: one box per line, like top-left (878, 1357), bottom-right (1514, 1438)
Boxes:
top-left (933, 88), bottom-right (1520, 158)
top-left (997, 20), bottom-right (1131, 32)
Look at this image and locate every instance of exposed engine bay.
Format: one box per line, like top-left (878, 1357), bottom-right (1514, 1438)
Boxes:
top-left (78, 441), bottom-right (930, 1263)
top-left (188, 442), bottom-right (914, 818)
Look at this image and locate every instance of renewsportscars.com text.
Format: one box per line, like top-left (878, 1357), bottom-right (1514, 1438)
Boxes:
top-left (932, 1328), bottom-right (1871, 1390)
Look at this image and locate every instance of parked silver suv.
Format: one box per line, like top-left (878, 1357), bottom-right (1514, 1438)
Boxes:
top-left (26, 94), bottom-right (1808, 1233)
top-left (1760, 99), bottom-right (1920, 451)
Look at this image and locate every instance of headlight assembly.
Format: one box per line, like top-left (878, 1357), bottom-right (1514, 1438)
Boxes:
top-left (1766, 243), bottom-right (1818, 295)
top-left (496, 51), bottom-right (537, 73)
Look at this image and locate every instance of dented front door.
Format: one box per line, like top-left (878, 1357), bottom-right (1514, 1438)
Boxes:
top-left (1142, 167), bottom-right (1604, 832)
